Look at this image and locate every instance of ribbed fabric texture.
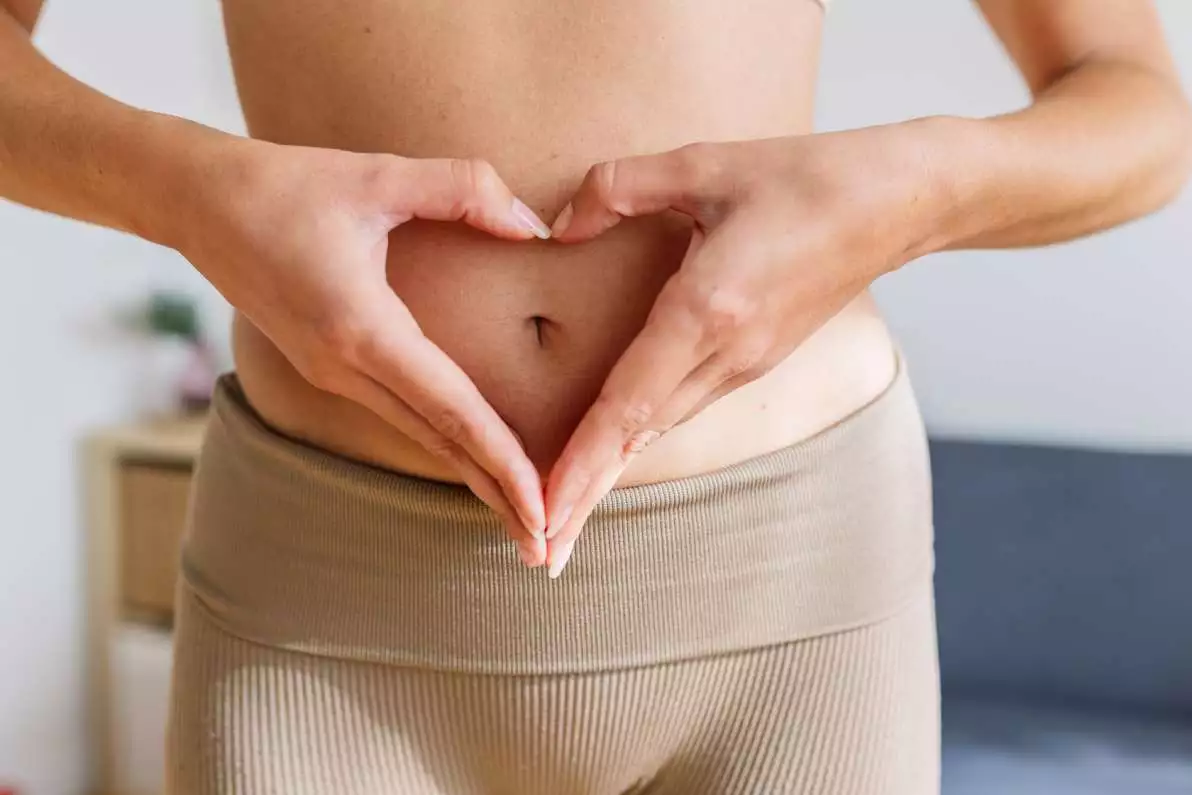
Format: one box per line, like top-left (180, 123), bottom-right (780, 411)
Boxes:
top-left (167, 361), bottom-right (939, 794)
top-left (169, 588), bottom-right (938, 794)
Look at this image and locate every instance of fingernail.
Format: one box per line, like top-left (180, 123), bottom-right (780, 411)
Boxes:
top-left (551, 203), bottom-right (574, 238)
top-left (545, 502), bottom-right (574, 540)
top-left (517, 498), bottom-right (547, 542)
top-left (517, 538), bottom-right (543, 568)
top-left (512, 198), bottom-right (551, 240)
top-left (548, 539), bottom-right (576, 580)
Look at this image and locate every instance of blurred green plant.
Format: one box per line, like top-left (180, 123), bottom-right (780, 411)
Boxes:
top-left (146, 291), bottom-right (203, 344)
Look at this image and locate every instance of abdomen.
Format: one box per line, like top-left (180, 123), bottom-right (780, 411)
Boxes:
top-left (222, 0), bottom-right (896, 479)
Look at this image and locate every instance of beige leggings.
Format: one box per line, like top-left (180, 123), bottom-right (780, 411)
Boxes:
top-left (168, 363), bottom-right (940, 795)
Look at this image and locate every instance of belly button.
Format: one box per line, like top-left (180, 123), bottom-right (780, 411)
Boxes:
top-left (528, 315), bottom-right (554, 348)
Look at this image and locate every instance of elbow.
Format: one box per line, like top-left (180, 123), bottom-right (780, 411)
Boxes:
top-left (1140, 91), bottom-right (1192, 217)
top-left (1162, 72), bottom-right (1192, 199)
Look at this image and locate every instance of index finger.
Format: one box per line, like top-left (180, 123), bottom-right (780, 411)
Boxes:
top-left (385, 156), bottom-right (553, 241)
top-left (550, 143), bottom-right (724, 242)
top-left (356, 307), bottom-right (547, 537)
top-left (543, 285), bottom-right (709, 548)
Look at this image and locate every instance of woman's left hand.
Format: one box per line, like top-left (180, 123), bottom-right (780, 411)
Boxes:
top-left (542, 127), bottom-right (941, 575)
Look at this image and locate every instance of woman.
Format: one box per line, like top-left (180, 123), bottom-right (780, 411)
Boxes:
top-left (1, 0), bottom-right (1189, 792)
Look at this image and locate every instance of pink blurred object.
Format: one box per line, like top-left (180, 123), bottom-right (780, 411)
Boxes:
top-left (177, 339), bottom-right (218, 413)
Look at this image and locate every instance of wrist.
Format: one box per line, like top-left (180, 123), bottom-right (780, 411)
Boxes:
top-left (114, 112), bottom-right (258, 253)
top-left (885, 115), bottom-right (997, 262)
top-left (863, 115), bottom-right (975, 270)
top-left (803, 118), bottom-right (966, 280)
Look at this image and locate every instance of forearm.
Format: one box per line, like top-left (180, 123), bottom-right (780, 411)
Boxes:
top-left (908, 57), bottom-right (1192, 257)
top-left (0, 9), bottom-right (238, 247)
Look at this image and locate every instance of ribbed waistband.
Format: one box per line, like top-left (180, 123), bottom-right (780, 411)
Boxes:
top-left (180, 361), bottom-right (934, 675)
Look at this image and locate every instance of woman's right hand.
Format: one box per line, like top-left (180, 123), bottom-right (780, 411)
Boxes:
top-left (169, 137), bottom-right (552, 561)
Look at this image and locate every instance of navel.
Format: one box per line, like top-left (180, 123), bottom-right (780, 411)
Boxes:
top-left (528, 315), bottom-right (555, 348)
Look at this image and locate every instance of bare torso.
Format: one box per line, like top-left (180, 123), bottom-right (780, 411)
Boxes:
top-left (222, 0), bottom-right (897, 483)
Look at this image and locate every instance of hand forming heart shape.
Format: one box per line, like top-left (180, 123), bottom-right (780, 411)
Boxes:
top-left (542, 129), bottom-right (931, 576)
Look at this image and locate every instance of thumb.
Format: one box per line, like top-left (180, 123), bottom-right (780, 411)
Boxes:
top-left (388, 156), bottom-right (552, 241)
top-left (551, 144), bottom-right (724, 243)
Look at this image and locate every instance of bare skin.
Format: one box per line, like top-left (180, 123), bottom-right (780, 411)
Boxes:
top-left (1, 0), bottom-right (1189, 575)
top-left (218, 0), bottom-right (894, 493)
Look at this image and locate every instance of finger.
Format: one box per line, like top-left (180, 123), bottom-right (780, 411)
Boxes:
top-left (611, 225), bottom-right (771, 432)
top-left (454, 458), bottom-right (543, 567)
top-left (545, 224), bottom-right (769, 556)
top-left (543, 455), bottom-right (618, 579)
top-left (352, 374), bottom-right (545, 568)
top-left (544, 230), bottom-right (711, 540)
top-left (543, 281), bottom-right (710, 544)
top-left (678, 349), bottom-right (776, 427)
top-left (352, 309), bottom-right (547, 539)
top-left (647, 347), bottom-right (766, 430)
top-left (546, 536), bottom-right (577, 580)
top-left (342, 371), bottom-right (542, 549)
top-left (541, 342), bottom-right (711, 572)
top-left (542, 352), bottom-right (761, 576)
top-left (517, 534), bottom-right (548, 568)
top-left (546, 322), bottom-right (775, 563)
top-left (551, 143), bottom-right (724, 242)
top-left (388, 156), bottom-right (552, 240)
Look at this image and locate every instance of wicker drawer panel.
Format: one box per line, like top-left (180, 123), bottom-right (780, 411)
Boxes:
top-left (119, 462), bottom-right (193, 619)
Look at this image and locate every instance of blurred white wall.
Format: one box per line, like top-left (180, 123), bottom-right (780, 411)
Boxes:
top-left (0, 1), bottom-right (1188, 793)
top-left (0, 2), bottom-right (237, 793)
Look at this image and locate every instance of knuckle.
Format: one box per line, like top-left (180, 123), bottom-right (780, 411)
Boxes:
top-left (315, 315), bottom-right (371, 365)
top-left (596, 393), bottom-right (654, 436)
top-left (293, 352), bottom-right (344, 393)
top-left (293, 358), bottom-right (328, 390)
top-left (622, 403), bottom-right (653, 432)
top-left (462, 158), bottom-right (499, 193)
top-left (675, 143), bottom-right (732, 222)
top-left (623, 429), bottom-right (661, 457)
top-left (589, 161), bottom-right (624, 213)
top-left (719, 356), bottom-right (751, 382)
top-left (424, 435), bottom-right (462, 464)
top-left (721, 340), bottom-right (769, 380)
top-left (684, 284), bottom-right (755, 341)
top-left (451, 158), bottom-right (502, 217)
top-left (431, 406), bottom-right (474, 446)
top-left (675, 142), bottom-right (722, 191)
top-left (363, 154), bottom-right (402, 191)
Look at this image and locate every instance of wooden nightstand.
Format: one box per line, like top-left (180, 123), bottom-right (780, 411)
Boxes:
top-left (85, 417), bottom-right (207, 795)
